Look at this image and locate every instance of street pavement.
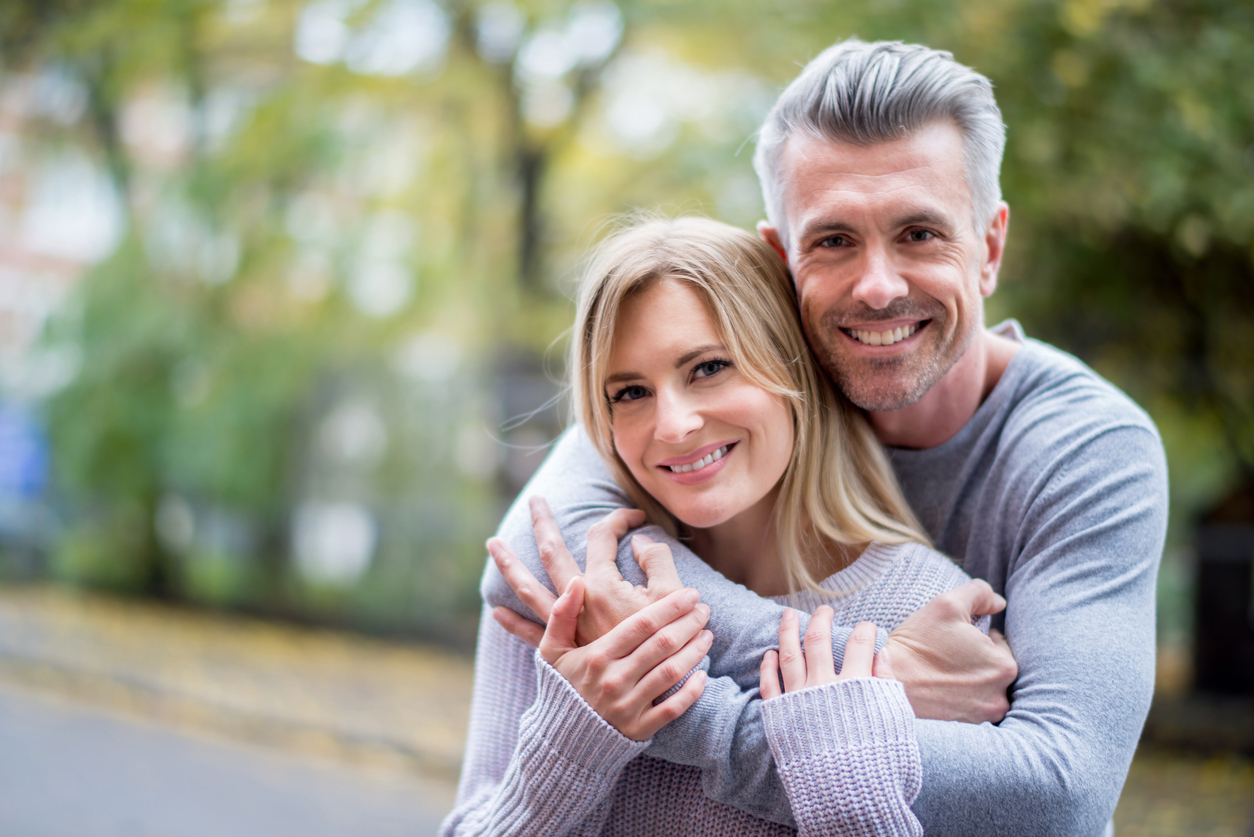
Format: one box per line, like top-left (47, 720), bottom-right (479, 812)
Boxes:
top-left (0, 583), bottom-right (1251, 837)
top-left (0, 683), bottom-right (457, 836)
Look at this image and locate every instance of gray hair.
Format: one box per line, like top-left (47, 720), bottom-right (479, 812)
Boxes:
top-left (753, 39), bottom-right (1006, 242)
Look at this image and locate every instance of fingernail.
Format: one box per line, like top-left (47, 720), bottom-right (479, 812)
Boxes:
top-left (700, 630), bottom-right (713, 643)
top-left (695, 603), bottom-right (710, 618)
top-left (684, 589), bottom-right (700, 604)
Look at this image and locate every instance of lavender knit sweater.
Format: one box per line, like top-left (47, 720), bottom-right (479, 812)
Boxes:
top-left (442, 541), bottom-right (974, 836)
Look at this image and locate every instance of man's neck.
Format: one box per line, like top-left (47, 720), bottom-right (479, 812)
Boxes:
top-left (868, 329), bottom-right (1020, 450)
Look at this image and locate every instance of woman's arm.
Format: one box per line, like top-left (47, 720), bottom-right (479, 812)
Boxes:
top-left (439, 609), bottom-right (646, 837)
top-left (441, 581), bottom-right (709, 836)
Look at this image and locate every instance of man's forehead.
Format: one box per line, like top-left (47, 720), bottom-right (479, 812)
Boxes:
top-left (777, 123), bottom-right (972, 227)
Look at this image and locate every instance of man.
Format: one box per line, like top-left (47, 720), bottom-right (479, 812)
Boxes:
top-left (477, 39), bottom-right (1167, 835)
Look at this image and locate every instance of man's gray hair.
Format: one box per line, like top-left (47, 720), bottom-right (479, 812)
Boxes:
top-left (753, 39), bottom-right (1006, 242)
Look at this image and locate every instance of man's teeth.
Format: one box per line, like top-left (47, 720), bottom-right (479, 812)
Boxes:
top-left (849, 323), bottom-right (920, 346)
top-left (668, 445), bottom-right (728, 474)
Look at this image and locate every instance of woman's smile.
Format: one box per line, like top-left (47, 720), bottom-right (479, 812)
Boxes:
top-left (659, 441), bottom-right (737, 484)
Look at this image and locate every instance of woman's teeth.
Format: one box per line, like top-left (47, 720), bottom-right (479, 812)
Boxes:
top-left (668, 445), bottom-right (728, 473)
top-left (849, 323), bottom-right (920, 346)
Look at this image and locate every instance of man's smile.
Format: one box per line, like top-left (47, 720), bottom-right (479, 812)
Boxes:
top-left (841, 321), bottom-right (927, 347)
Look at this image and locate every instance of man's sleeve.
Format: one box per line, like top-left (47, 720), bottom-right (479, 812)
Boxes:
top-left (907, 423), bottom-right (1166, 834)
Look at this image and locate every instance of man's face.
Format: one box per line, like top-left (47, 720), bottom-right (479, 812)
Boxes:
top-left (763, 121), bottom-right (1005, 412)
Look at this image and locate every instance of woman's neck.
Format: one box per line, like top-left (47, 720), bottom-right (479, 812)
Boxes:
top-left (687, 489), bottom-right (869, 598)
top-left (689, 488), bottom-right (792, 597)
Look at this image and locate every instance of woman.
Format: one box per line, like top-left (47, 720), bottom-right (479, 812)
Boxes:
top-left (441, 217), bottom-right (992, 837)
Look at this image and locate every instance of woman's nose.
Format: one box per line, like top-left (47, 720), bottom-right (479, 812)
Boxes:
top-left (654, 388), bottom-right (703, 443)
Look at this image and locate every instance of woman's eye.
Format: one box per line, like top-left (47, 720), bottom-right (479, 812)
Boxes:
top-left (693, 360), bottom-right (729, 379)
top-left (610, 385), bottom-right (648, 403)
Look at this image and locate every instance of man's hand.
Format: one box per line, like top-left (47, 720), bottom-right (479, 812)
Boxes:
top-left (488, 497), bottom-right (686, 647)
top-left (876, 579), bottom-right (1017, 723)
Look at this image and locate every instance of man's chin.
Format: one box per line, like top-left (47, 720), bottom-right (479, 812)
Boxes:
top-left (838, 378), bottom-right (932, 413)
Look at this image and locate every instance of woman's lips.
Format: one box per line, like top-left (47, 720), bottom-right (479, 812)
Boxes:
top-left (660, 442), bottom-right (736, 486)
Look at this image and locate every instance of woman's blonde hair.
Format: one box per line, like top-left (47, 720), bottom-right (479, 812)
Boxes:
top-left (571, 215), bottom-right (931, 595)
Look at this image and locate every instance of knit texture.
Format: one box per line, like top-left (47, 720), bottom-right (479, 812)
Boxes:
top-left (444, 541), bottom-right (970, 836)
top-left (478, 323), bottom-right (1168, 836)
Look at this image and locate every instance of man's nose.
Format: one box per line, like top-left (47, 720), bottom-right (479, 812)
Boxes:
top-left (850, 246), bottom-right (909, 310)
top-left (654, 388), bottom-right (703, 443)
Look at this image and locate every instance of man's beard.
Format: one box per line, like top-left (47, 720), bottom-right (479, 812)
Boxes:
top-left (808, 299), bottom-right (975, 413)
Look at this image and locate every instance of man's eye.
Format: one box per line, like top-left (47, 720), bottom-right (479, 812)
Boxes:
top-left (906, 229), bottom-right (934, 242)
top-left (693, 360), bottom-right (730, 379)
top-left (610, 385), bottom-right (648, 403)
top-left (820, 234), bottom-right (848, 248)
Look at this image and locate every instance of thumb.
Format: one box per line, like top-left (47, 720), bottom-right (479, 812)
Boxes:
top-left (949, 579), bottom-right (1006, 619)
top-left (632, 534), bottom-right (683, 594)
top-left (541, 576), bottom-right (585, 657)
top-left (872, 643), bottom-right (895, 680)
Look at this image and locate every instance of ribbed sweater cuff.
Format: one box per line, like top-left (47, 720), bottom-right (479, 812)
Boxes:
top-left (760, 677), bottom-right (915, 764)
top-left (527, 654), bottom-right (650, 773)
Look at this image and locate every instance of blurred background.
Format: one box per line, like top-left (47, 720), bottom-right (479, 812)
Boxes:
top-left (0, 0), bottom-right (1251, 834)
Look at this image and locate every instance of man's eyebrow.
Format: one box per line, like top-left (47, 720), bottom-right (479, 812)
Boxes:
top-left (797, 219), bottom-right (857, 242)
top-left (602, 344), bottom-right (727, 387)
top-left (895, 210), bottom-right (952, 229)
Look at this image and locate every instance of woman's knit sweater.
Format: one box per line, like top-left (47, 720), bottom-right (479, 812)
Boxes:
top-left (441, 541), bottom-right (977, 837)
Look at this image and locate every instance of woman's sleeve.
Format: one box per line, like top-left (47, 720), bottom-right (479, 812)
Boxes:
top-left (439, 608), bottom-right (649, 837)
top-left (761, 678), bottom-right (923, 837)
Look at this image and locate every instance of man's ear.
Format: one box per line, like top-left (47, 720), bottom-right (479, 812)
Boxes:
top-left (979, 203), bottom-right (1009, 297)
top-left (757, 221), bottom-right (788, 264)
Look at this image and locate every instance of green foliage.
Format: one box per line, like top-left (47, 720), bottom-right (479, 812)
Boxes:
top-left (4, 0), bottom-right (1249, 638)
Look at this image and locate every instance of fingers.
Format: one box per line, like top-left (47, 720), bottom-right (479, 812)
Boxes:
top-left (493, 606), bottom-right (544, 648)
top-left (837, 621), bottom-right (877, 680)
top-left (760, 650), bottom-right (782, 700)
top-left (538, 577), bottom-right (585, 666)
top-left (946, 579), bottom-right (1007, 619)
top-left (488, 537), bottom-right (557, 623)
top-left (631, 534), bottom-right (683, 595)
top-left (585, 508), bottom-right (643, 582)
top-left (802, 606), bottom-right (837, 687)
top-left (625, 601), bottom-right (710, 683)
top-left (601, 588), bottom-right (701, 658)
top-left (529, 497), bottom-right (584, 593)
top-left (635, 626), bottom-right (713, 700)
top-left (636, 669), bottom-right (707, 741)
top-left (777, 609), bottom-right (806, 692)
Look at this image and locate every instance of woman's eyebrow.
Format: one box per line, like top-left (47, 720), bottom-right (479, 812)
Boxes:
top-left (604, 370), bottom-right (641, 385)
top-left (675, 344), bottom-right (726, 368)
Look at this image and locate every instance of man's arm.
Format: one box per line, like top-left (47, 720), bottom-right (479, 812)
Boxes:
top-left (906, 424), bottom-right (1166, 834)
top-left (482, 426), bottom-right (1010, 827)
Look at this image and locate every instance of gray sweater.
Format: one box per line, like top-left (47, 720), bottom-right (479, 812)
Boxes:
top-left (445, 541), bottom-right (974, 836)
top-left (477, 325), bottom-right (1168, 836)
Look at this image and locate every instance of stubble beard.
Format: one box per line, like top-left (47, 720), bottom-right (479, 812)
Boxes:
top-left (809, 302), bottom-right (977, 413)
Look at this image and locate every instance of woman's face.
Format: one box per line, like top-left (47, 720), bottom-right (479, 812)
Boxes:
top-left (605, 278), bottom-right (795, 532)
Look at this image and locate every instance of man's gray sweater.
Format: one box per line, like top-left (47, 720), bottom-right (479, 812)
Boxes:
top-left (481, 325), bottom-right (1169, 835)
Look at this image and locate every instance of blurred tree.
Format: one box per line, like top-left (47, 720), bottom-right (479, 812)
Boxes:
top-left (1, 0), bottom-right (1248, 637)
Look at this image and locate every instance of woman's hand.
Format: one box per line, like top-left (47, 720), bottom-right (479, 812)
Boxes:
top-left (759, 607), bottom-right (891, 698)
top-left (489, 496), bottom-right (686, 647)
top-left (541, 575), bottom-right (711, 741)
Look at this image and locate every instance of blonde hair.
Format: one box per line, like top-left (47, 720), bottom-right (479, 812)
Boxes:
top-left (571, 215), bottom-right (931, 595)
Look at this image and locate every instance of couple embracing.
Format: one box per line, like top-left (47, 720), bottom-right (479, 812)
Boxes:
top-left (442, 38), bottom-right (1167, 837)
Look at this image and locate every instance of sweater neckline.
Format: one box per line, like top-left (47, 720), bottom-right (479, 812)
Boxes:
top-left (768, 541), bottom-right (910, 603)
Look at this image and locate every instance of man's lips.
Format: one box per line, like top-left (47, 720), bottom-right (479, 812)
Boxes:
top-left (840, 319), bottom-right (928, 347)
top-left (657, 439), bottom-right (738, 469)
